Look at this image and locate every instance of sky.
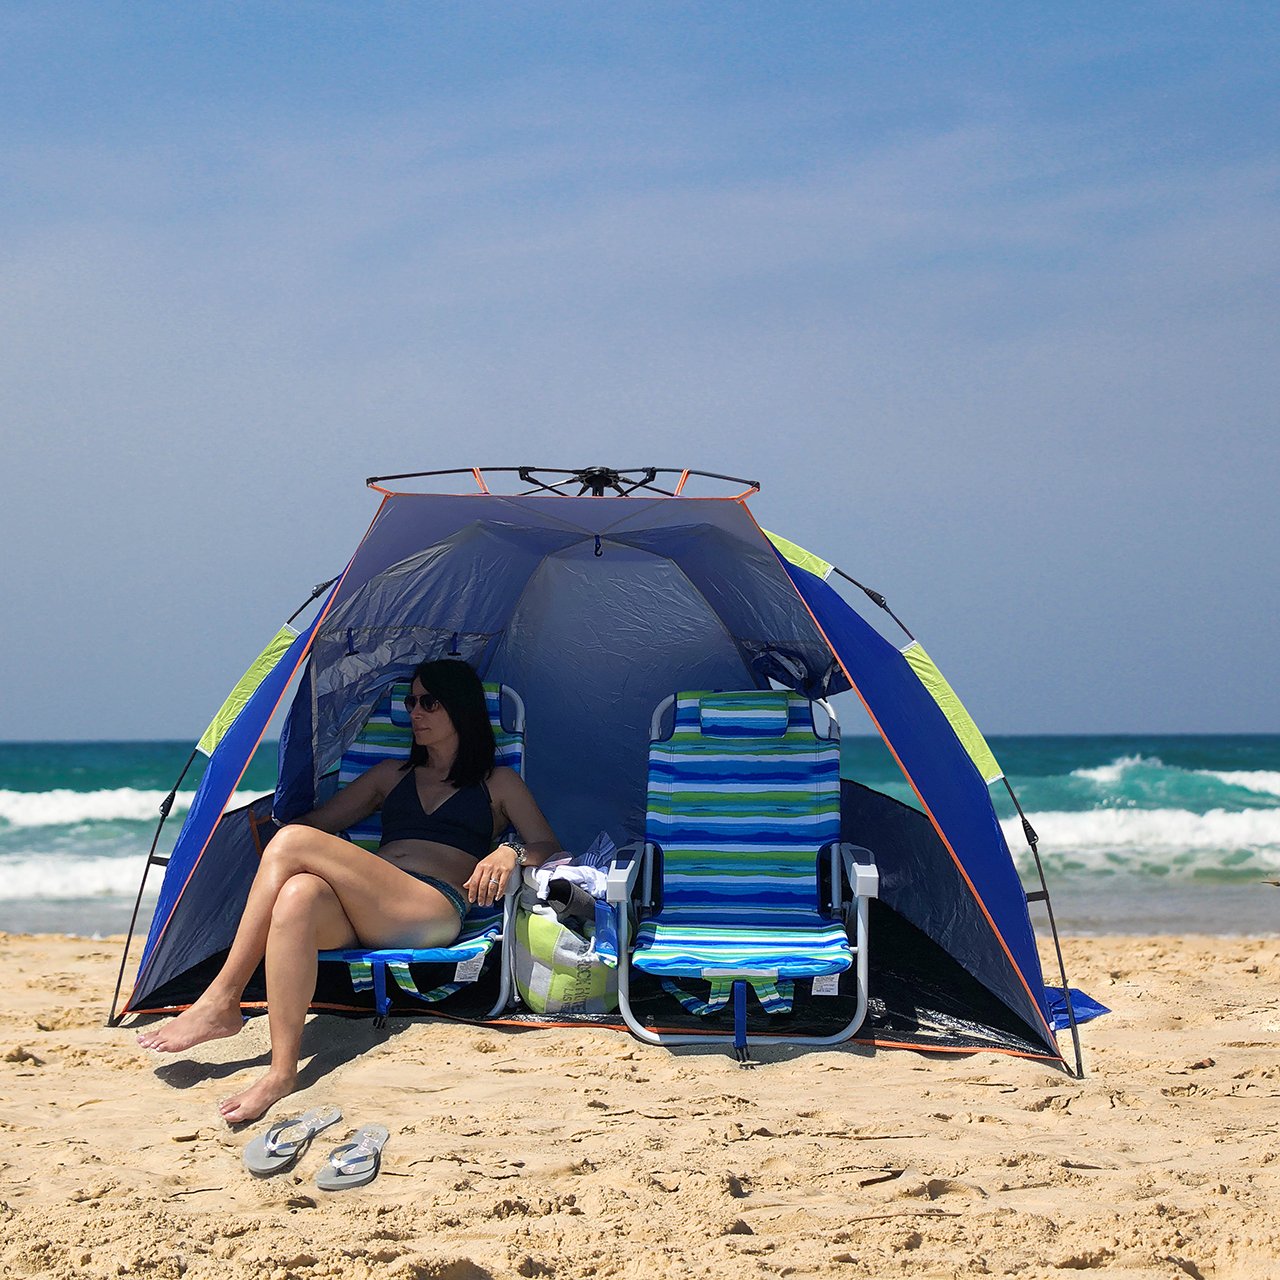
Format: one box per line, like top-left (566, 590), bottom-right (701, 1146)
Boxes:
top-left (1, 2), bottom-right (1277, 739)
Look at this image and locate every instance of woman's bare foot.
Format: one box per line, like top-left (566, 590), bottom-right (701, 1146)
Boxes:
top-left (219, 1070), bottom-right (298, 1125)
top-left (136, 995), bottom-right (244, 1053)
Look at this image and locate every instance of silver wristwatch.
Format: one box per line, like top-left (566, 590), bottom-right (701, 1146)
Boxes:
top-left (508, 838), bottom-right (528, 866)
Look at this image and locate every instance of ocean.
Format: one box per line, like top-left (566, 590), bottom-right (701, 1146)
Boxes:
top-left (1, 736), bottom-right (1277, 939)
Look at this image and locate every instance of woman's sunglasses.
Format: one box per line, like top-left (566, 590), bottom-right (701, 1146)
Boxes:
top-left (402, 693), bottom-right (441, 713)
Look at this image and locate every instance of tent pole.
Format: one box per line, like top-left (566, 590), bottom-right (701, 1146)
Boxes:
top-left (1003, 778), bottom-right (1085, 1078)
top-left (286, 576), bottom-right (338, 625)
top-left (106, 746), bottom-right (198, 1026)
top-left (831, 567), bottom-right (916, 642)
top-left (364, 466), bottom-right (760, 500)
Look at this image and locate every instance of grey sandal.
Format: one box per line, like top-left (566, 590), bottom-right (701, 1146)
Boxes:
top-left (315, 1124), bottom-right (390, 1191)
top-left (242, 1105), bottom-right (343, 1176)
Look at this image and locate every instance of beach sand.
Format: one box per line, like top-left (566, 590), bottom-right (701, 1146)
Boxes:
top-left (0, 933), bottom-right (1277, 1280)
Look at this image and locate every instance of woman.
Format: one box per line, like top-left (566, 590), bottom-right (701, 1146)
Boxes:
top-left (136, 659), bottom-right (561, 1124)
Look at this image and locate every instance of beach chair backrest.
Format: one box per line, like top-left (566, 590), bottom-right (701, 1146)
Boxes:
top-left (337, 680), bottom-right (524, 852)
top-left (646, 690), bottom-right (841, 925)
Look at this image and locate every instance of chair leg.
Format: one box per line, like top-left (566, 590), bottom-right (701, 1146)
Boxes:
top-left (485, 889), bottom-right (517, 1019)
top-left (732, 980), bottom-right (750, 1064)
top-left (372, 960), bottom-right (389, 1028)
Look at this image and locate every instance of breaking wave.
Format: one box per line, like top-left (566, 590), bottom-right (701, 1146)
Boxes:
top-left (1005, 807), bottom-right (1280, 880)
top-left (0, 854), bottom-right (158, 901)
top-left (0, 787), bottom-right (260, 828)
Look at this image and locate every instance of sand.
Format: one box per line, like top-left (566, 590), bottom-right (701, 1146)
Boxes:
top-left (0, 932), bottom-right (1277, 1280)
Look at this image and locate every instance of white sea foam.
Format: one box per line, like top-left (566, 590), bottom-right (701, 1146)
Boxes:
top-left (0, 854), bottom-right (157, 900)
top-left (1003, 808), bottom-right (1280, 874)
top-left (1197, 770), bottom-right (1280, 798)
top-left (0, 788), bottom-right (261, 828)
top-left (0, 788), bottom-right (189, 827)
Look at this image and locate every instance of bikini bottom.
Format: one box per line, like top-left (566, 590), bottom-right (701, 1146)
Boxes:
top-left (400, 870), bottom-right (468, 921)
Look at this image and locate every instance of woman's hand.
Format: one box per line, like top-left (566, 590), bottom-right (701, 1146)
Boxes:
top-left (464, 845), bottom-right (520, 907)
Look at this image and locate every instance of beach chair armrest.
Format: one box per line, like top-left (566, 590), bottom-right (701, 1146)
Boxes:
top-left (838, 843), bottom-right (879, 900)
top-left (605, 842), bottom-right (651, 906)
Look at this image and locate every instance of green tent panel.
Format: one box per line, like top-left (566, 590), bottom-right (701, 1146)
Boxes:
top-left (197, 624), bottom-right (300, 757)
top-left (901, 641), bottom-right (1003, 785)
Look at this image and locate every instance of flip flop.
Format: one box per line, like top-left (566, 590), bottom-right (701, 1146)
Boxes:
top-left (315, 1124), bottom-right (390, 1191)
top-left (241, 1105), bottom-right (343, 1176)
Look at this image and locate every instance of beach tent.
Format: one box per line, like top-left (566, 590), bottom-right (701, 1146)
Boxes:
top-left (115, 467), bottom-right (1084, 1072)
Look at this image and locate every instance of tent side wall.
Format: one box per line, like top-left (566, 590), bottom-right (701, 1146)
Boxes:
top-left (125, 796), bottom-right (275, 1013)
top-left (123, 589), bottom-right (340, 1013)
top-left (840, 781), bottom-right (1059, 1058)
top-left (781, 561), bottom-right (1057, 1056)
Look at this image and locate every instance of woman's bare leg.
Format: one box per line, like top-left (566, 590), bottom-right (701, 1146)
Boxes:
top-left (137, 824), bottom-right (461, 1054)
top-left (216, 873), bottom-right (354, 1124)
top-left (136, 829), bottom-right (317, 1052)
top-left (217, 856), bottom-right (463, 1123)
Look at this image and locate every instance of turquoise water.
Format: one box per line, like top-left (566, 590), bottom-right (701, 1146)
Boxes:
top-left (838, 734), bottom-right (1280, 937)
top-left (1, 736), bottom-right (1277, 936)
top-left (843, 734), bottom-right (1280, 878)
top-left (0, 740), bottom-right (278, 935)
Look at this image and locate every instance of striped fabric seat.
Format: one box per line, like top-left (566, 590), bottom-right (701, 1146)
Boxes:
top-left (324, 912), bottom-right (504, 1014)
top-left (632, 690), bottom-right (851, 1014)
top-left (319, 678), bottom-right (524, 1019)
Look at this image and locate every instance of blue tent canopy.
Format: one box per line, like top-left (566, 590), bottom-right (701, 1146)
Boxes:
top-left (122, 473), bottom-right (1065, 1063)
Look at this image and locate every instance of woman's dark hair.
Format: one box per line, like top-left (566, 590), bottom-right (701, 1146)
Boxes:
top-left (402, 658), bottom-right (496, 787)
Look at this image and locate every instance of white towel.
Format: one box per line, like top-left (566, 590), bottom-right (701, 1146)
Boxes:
top-left (532, 861), bottom-right (609, 902)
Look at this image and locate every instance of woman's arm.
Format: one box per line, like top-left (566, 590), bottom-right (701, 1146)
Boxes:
top-left (287, 760), bottom-right (395, 836)
top-left (493, 768), bottom-right (562, 866)
top-left (464, 768), bottom-right (563, 907)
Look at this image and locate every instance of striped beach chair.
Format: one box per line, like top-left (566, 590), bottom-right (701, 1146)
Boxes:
top-left (318, 678), bottom-right (526, 1023)
top-left (604, 689), bottom-right (877, 1057)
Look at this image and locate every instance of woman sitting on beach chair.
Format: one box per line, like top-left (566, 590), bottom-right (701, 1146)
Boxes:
top-left (136, 658), bottom-right (562, 1124)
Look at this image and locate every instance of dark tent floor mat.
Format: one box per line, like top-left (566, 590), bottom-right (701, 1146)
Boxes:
top-left (127, 904), bottom-right (1062, 1065)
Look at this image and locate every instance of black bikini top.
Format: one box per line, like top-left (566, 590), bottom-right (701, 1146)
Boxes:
top-left (378, 770), bottom-right (494, 860)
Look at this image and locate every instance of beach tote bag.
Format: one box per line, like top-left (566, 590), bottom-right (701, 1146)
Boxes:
top-left (512, 888), bottom-right (618, 1015)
